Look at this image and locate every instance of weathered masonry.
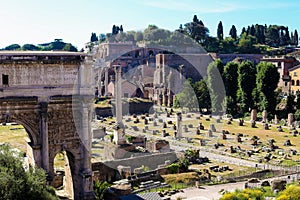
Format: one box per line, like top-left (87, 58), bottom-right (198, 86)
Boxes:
top-left (0, 51), bottom-right (95, 199)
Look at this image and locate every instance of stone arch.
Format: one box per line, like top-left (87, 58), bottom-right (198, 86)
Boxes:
top-left (11, 118), bottom-right (39, 146)
top-left (0, 112), bottom-right (41, 168)
top-left (51, 149), bottom-right (78, 199)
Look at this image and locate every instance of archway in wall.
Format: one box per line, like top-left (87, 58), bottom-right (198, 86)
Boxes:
top-left (53, 150), bottom-right (75, 199)
top-left (0, 120), bottom-right (38, 169)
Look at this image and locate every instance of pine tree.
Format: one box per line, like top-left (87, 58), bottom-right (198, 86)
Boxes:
top-left (250, 25), bottom-right (256, 36)
top-left (112, 25), bottom-right (116, 35)
top-left (294, 30), bottom-right (299, 46)
top-left (217, 21), bottom-right (224, 40)
top-left (241, 27), bottom-right (246, 36)
top-left (229, 25), bottom-right (237, 40)
top-left (90, 32), bottom-right (98, 42)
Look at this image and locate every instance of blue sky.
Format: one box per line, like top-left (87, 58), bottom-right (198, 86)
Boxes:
top-left (0, 0), bottom-right (299, 49)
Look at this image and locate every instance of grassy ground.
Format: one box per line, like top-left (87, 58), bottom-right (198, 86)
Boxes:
top-left (0, 124), bottom-right (66, 169)
top-left (0, 124), bottom-right (27, 152)
top-left (94, 108), bottom-right (300, 167)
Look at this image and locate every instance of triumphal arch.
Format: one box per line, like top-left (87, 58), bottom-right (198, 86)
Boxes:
top-left (0, 51), bottom-right (95, 199)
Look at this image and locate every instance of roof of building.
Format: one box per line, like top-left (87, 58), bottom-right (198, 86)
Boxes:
top-left (289, 64), bottom-right (300, 71)
top-left (0, 51), bottom-right (86, 56)
top-left (120, 192), bottom-right (163, 200)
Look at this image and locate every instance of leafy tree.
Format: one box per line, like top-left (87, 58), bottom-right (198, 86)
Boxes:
top-left (229, 25), bottom-right (237, 40)
top-left (255, 62), bottom-right (280, 114)
top-left (220, 188), bottom-right (264, 200)
top-left (296, 92), bottom-right (300, 109)
top-left (249, 25), bottom-right (256, 36)
top-left (22, 44), bottom-right (41, 51)
top-left (237, 33), bottom-right (258, 53)
top-left (207, 61), bottom-right (226, 114)
top-left (294, 109), bottom-right (300, 120)
top-left (0, 143), bottom-right (58, 200)
top-left (144, 28), bottom-right (170, 42)
top-left (277, 185), bottom-right (300, 200)
top-left (220, 37), bottom-right (236, 54)
top-left (173, 79), bottom-right (198, 111)
top-left (94, 180), bottom-right (110, 200)
top-left (223, 62), bottom-right (239, 114)
top-left (144, 24), bottom-right (158, 33)
top-left (4, 44), bottom-right (21, 50)
top-left (204, 36), bottom-right (219, 52)
top-left (254, 24), bottom-right (266, 44)
top-left (134, 31), bottom-right (143, 41)
top-left (265, 25), bottom-right (280, 47)
top-left (217, 21), bottom-right (223, 40)
top-left (286, 94), bottom-right (296, 113)
top-left (90, 32), bottom-right (98, 42)
top-left (194, 79), bottom-right (211, 112)
top-left (62, 43), bottom-right (78, 52)
top-left (214, 58), bottom-right (224, 77)
top-left (237, 61), bottom-right (256, 114)
top-left (98, 33), bottom-right (106, 42)
top-left (184, 15), bottom-right (209, 44)
top-left (177, 24), bottom-right (185, 34)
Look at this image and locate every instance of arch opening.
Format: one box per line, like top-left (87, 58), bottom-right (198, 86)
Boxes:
top-left (0, 119), bottom-right (40, 169)
top-left (53, 150), bottom-right (75, 199)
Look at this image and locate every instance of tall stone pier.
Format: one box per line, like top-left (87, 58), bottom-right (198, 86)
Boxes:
top-left (113, 65), bottom-right (126, 145)
top-left (176, 112), bottom-right (182, 139)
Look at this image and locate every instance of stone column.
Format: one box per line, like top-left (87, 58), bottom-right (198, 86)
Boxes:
top-left (113, 65), bottom-right (125, 145)
top-left (104, 67), bottom-right (109, 97)
top-left (98, 68), bottom-right (103, 97)
top-left (81, 102), bottom-right (91, 170)
top-left (250, 109), bottom-right (257, 122)
top-left (274, 115), bottom-right (279, 124)
top-left (176, 112), bottom-right (182, 138)
top-left (115, 65), bottom-right (122, 124)
top-left (39, 102), bottom-right (49, 173)
top-left (79, 100), bottom-right (95, 199)
top-left (262, 110), bottom-right (267, 123)
top-left (288, 113), bottom-right (294, 126)
top-left (179, 64), bottom-right (184, 82)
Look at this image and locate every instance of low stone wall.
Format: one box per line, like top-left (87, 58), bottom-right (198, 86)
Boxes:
top-left (95, 101), bottom-right (154, 117)
top-left (92, 152), bottom-right (178, 182)
top-left (102, 152), bottom-right (178, 171)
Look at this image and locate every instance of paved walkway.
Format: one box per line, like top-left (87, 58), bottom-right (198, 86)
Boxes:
top-left (170, 173), bottom-right (300, 200)
top-left (170, 181), bottom-right (246, 200)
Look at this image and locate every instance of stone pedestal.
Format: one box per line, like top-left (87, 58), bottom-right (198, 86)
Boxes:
top-left (113, 123), bottom-right (126, 145)
top-left (251, 120), bottom-right (256, 128)
top-left (207, 130), bottom-right (213, 137)
top-left (209, 124), bottom-right (216, 132)
top-left (176, 112), bottom-right (182, 138)
top-left (251, 109), bottom-right (257, 122)
top-left (288, 113), bottom-right (294, 127)
top-left (262, 110), bottom-right (267, 123)
top-left (274, 115), bottom-right (279, 124)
